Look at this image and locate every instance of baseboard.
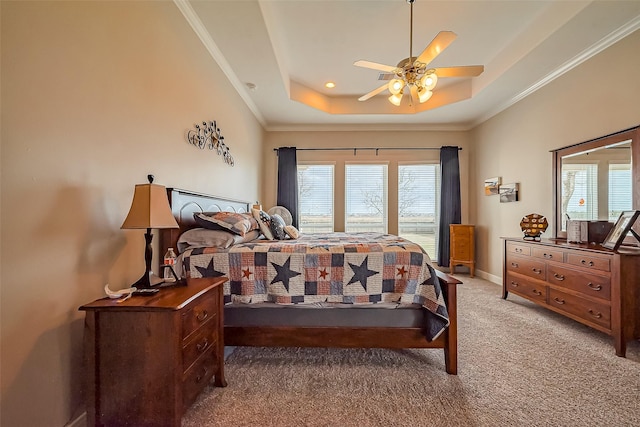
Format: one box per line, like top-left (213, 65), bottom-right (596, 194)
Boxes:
top-left (475, 269), bottom-right (501, 285)
top-left (66, 412), bottom-right (86, 427)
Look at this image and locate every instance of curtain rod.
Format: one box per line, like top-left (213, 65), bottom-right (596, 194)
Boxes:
top-left (273, 147), bottom-right (461, 153)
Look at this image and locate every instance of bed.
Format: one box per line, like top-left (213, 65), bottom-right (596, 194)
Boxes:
top-left (159, 188), bottom-right (462, 374)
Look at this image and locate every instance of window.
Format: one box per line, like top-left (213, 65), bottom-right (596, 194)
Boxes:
top-left (562, 163), bottom-right (598, 226)
top-left (398, 164), bottom-right (440, 258)
top-left (609, 163), bottom-right (632, 221)
top-left (345, 164), bottom-right (387, 233)
top-left (297, 164), bottom-right (334, 233)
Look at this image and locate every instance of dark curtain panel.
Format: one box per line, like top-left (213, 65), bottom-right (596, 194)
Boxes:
top-left (276, 147), bottom-right (299, 228)
top-left (437, 146), bottom-right (462, 266)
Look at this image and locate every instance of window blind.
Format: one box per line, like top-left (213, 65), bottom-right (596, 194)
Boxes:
top-left (398, 164), bottom-right (440, 258)
top-left (345, 164), bottom-right (388, 233)
top-left (562, 163), bottom-right (598, 226)
top-left (297, 164), bottom-right (334, 233)
top-left (608, 162), bottom-right (632, 221)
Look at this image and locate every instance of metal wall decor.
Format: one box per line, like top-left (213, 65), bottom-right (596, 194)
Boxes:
top-left (187, 120), bottom-right (234, 166)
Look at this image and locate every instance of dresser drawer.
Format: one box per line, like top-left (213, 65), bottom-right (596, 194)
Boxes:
top-left (548, 288), bottom-right (610, 329)
top-left (506, 242), bottom-right (531, 256)
top-left (546, 264), bottom-right (611, 300)
top-left (506, 255), bottom-right (546, 280)
top-left (182, 295), bottom-right (217, 342)
top-left (505, 273), bottom-right (547, 303)
top-left (565, 252), bottom-right (610, 272)
top-left (183, 348), bottom-right (217, 411)
top-left (183, 325), bottom-right (218, 373)
top-left (531, 247), bottom-right (564, 262)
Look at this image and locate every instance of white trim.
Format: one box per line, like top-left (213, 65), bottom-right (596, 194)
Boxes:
top-left (173, 0), bottom-right (266, 127)
top-left (65, 412), bottom-right (86, 427)
top-left (476, 269), bottom-right (502, 286)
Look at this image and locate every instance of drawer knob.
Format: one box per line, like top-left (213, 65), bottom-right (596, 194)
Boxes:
top-left (532, 289), bottom-right (542, 296)
top-left (511, 262), bottom-right (519, 268)
top-left (196, 310), bottom-right (209, 322)
top-left (532, 268), bottom-right (542, 275)
top-left (587, 282), bottom-right (602, 291)
top-left (553, 273), bottom-right (565, 281)
top-left (581, 259), bottom-right (595, 267)
top-left (197, 339), bottom-right (210, 353)
top-left (543, 253), bottom-right (553, 259)
top-left (510, 281), bottom-right (519, 287)
top-left (588, 309), bottom-right (602, 319)
top-left (553, 297), bottom-right (565, 305)
top-left (196, 367), bottom-right (209, 383)
top-left (515, 248), bottom-right (522, 253)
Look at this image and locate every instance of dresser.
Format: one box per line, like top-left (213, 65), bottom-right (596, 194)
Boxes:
top-left (450, 224), bottom-right (475, 277)
top-left (80, 277), bottom-right (227, 426)
top-left (502, 238), bottom-right (640, 356)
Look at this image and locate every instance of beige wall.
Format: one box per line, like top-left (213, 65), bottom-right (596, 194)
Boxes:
top-left (264, 130), bottom-right (472, 233)
top-left (1, 2), bottom-right (262, 425)
top-left (471, 29), bottom-right (640, 282)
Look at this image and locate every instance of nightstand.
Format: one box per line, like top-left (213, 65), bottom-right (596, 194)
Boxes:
top-left (449, 224), bottom-right (475, 277)
top-left (80, 277), bottom-right (227, 427)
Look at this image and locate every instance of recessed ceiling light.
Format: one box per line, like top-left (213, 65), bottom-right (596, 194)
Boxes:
top-left (325, 82), bottom-right (336, 89)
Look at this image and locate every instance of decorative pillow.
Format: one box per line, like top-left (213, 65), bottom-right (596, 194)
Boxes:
top-left (177, 228), bottom-right (260, 252)
top-left (252, 208), bottom-right (274, 240)
top-left (269, 214), bottom-right (287, 240)
top-left (284, 225), bottom-right (299, 239)
top-left (193, 211), bottom-right (259, 236)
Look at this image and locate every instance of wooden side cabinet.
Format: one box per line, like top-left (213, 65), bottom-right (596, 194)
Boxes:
top-left (449, 224), bottom-right (475, 277)
top-left (79, 277), bottom-right (227, 427)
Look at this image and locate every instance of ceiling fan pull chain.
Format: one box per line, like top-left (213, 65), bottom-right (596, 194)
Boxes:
top-left (409, 0), bottom-right (414, 63)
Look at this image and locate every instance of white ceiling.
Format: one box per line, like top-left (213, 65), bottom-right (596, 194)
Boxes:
top-left (177, 0), bottom-right (640, 131)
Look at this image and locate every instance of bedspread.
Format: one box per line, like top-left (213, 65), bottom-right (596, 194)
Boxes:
top-left (182, 232), bottom-right (449, 340)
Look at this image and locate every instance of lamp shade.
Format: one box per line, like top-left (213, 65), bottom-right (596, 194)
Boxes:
top-left (121, 183), bottom-right (179, 229)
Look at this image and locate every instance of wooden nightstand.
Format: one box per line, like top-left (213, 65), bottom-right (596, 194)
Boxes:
top-left (449, 224), bottom-right (475, 277)
top-left (80, 277), bottom-right (227, 427)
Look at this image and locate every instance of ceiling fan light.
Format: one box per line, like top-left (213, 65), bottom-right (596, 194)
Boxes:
top-left (388, 79), bottom-right (404, 95)
top-left (418, 88), bottom-right (433, 103)
top-left (388, 93), bottom-right (403, 106)
top-left (421, 72), bottom-right (438, 91)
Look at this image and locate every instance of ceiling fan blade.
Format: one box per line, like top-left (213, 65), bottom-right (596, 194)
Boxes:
top-left (416, 31), bottom-right (457, 66)
top-left (434, 65), bottom-right (484, 78)
top-left (354, 60), bottom-right (397, 73)
top-left (358, 83), bottom-right (389, 102)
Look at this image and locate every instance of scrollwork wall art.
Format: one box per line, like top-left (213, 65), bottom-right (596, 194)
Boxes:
top-left (187, 120), bottom-right (234, 166)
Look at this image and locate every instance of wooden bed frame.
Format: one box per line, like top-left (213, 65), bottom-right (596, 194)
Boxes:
top-left (159, 188), bottom-right (462, 374)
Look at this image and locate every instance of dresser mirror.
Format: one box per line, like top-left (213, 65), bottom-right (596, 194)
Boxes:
top-left (552, 126), bottom-right (639, 239)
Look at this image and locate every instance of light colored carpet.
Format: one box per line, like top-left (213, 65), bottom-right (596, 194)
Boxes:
top-left (182, 275), bottom-right (640, 426)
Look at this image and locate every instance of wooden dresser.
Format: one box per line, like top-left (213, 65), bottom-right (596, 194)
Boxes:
top-left (502, 238), bottom-right (640, 356)
top-left (450, 224), bottom-right (475, 277)
top-left (80, 277), bottom-right (227, 426)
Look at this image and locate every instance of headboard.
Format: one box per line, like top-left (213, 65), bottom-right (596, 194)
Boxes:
top-left (158, 188), bottom-right (251, 263)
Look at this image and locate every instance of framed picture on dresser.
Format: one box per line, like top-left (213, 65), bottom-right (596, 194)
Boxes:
top-left (602, 210), bottom-right (640, 251)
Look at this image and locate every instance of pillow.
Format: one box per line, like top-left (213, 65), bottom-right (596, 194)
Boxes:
top-left (270, 214), bottom-right (287, 240)
top-left (252, 208), bottom-right (274, 240)
top-left (284, 225), bottom-right (299, 239)
top-left (193, 211), bottom-right (259, 236)
top-left (177, 228), bottom-right (260, 252)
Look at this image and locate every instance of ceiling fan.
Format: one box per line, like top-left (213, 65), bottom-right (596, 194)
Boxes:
top-left (355, 0), bottom-right (484, 106)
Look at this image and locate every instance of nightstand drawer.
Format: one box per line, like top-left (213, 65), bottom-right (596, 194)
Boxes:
top-left (183, 325), bottom-right (218, 373)
top-left (547, 264), bottom-right (610, 300)
top-left (548, 288), bottom-right (610, 329)
top-left (183, 348), bottom-right (217, 411)
top-left (182, 295), bottom-right (217, 342)
top-left (505, 273), bottom-right (547, 303)
top-left (506, 255), bottom-right (546, 280)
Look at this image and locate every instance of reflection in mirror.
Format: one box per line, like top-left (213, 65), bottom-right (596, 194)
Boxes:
top-left (560, 140), bottom-right (632, 232)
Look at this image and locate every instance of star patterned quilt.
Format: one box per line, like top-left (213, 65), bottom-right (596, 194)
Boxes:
top-left (182, 232), bottom-right (449, 340)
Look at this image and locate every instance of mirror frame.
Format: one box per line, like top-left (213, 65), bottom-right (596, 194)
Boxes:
top-left (552, 125), bottom-right (640, 239)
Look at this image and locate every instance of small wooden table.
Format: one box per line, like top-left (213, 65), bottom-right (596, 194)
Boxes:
top-left (80, 277), bottom-right (227, 427)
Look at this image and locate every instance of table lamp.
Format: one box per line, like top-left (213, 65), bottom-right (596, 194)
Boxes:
top-left (121, 175), bottom-right (179, 288)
